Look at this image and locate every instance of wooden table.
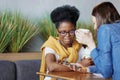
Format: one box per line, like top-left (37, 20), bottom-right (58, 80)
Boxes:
top-left (36, 71), bottom-right (112, 80)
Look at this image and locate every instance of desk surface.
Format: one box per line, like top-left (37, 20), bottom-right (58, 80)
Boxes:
top-left (37, 71), bottom-right (112, 80)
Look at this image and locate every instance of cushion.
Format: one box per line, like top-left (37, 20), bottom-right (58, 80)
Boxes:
top-left (0, 60), bottom-right (15, 80)
top-left (15, 60), bottom-right (41, 80)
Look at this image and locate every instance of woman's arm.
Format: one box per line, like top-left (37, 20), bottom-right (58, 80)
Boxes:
top-left (75, 26), bottom-right (113, 78)
top-left (90, 26), bottom-right (113, 78)
top-left (45, 53), bottom-right (72, 72)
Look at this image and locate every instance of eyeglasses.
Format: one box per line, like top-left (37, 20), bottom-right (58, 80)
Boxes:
top-left (58, 30), bottom-right (75, 36)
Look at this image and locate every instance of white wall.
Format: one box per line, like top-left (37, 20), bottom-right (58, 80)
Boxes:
top-left (0, 0), bottom-right (120, 22)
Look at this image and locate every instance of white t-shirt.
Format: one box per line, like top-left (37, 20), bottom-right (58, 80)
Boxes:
top-left (44, 47), bottom-right (87, 62)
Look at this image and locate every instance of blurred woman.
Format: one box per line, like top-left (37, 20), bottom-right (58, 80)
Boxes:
top-left (75, 2), bottom-right (120, 80)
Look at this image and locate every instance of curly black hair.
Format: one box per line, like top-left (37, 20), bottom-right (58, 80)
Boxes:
top-left (50, 5), bottom-right (80, 28)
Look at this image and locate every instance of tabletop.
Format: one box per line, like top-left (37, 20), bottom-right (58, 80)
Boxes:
top-left (36, 71), bottom-right (112, 80)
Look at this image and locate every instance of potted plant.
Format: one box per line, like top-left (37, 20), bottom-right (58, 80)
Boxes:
top-left (0, 11), bottom-right (40, 60)
top-left (0, 12), bottom-right (16, 53)
top-left (8, 13), bottom-right (38, 52)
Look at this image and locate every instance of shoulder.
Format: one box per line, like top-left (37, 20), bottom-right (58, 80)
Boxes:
top-left (98, 24), bottom-right (112, 34)
top-left (98, 23), bottom-right (120, 34)
top-left (44, 47), bottom-right (56, 55)
top-left (44, 47), bottom-right (59, 60)
top-left (99, 24), bottom-right (111, 31)
top-left (98, 23), bottom-right (119, 31)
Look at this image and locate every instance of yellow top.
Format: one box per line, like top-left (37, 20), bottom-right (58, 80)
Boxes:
top-left (40, 36), bottom-right (82, 80)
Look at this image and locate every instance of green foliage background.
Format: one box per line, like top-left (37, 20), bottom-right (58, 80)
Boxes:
top-left (0, 12), bottom-right (94, 53)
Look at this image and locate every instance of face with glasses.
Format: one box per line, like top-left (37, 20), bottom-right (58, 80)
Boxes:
top-left (57, 21), bottom-right (76, 47)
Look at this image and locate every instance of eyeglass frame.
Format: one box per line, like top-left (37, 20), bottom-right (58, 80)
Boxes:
top-left (58, 29), bottom-right (75, 36)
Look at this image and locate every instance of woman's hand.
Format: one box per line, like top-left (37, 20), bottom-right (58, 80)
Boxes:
top-left (75, 29), bottom-right (96, 51)
top-left (69, 63), bottom-right (89, 73)
top-left (80, 57), bottom-right (94, 67)
top-left (75, 63), bottom-right (89, 73)
top-left (77, 67), bottom-right (88, 73)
